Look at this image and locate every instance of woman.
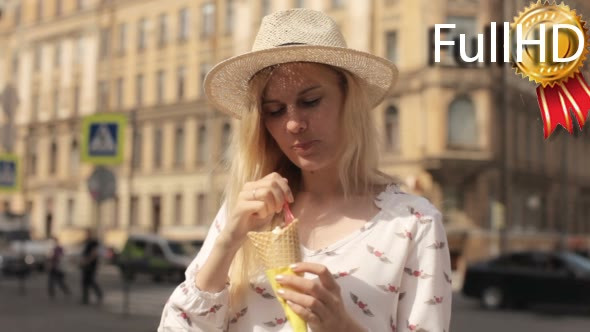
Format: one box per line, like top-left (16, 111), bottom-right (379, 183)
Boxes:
top-left (159, 9), bottom-right (451, 332)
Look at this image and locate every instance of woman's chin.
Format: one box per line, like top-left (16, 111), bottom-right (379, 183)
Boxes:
top-left (291, 158), bottom-right (333, 173)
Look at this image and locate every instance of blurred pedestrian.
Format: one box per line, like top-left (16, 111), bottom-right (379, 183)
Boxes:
top-left (80, 229), bottom-right (103, 305)
top-left (47, 236), bottom-right (70, 299)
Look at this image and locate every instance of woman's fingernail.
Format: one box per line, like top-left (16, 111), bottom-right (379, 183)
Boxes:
top-left (289, 263), bottom-right (298, 270)
top-left (277, 288), bottom-right (285, 295)
top-left (275, 274), bottom-right (284, 281)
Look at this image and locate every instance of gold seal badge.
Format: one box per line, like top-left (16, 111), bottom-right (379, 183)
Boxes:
top-left (511, 1), bottom-right (589, 87)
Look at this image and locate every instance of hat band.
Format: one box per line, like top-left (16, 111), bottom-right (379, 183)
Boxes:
top-left (277, 42), bottom-right (308, 47)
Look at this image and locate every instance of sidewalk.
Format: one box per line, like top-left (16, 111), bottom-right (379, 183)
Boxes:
top-left (0, 277), bottom-right (160, 332)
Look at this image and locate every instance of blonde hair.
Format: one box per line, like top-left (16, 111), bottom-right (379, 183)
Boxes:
top-left (224, 62), bottom-right (393, 305)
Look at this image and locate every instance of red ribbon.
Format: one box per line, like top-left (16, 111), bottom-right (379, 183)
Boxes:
top-left (536, 73), bottom-right (590, 138)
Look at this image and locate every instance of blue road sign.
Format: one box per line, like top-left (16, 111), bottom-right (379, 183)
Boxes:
top-left (0, 155), bottom-right (18, 192)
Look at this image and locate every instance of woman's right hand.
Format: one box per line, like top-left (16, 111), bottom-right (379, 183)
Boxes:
top-left (221, 172), bottom-right (294, 246)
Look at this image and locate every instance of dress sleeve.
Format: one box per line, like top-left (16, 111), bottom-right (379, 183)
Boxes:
top-left (395, 207), bottom-right (452, 332)
top-left (158, 202), bottom-right (231, 332)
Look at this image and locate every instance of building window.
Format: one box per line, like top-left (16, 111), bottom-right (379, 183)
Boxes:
top-left (98, 81), bottom-right (109, 111)
top-left (332, 0), bottom-right (346, 9)
top-left (197, 124), bottom-right (208, 165)
top-left (443, 16), bottom-right (477, 65)
top-left (32, 93), bottom-right (40, 121)
top-left (70, 139), bottom-right (79, 174)
top-left (201, 3), bottom-right (215, 38)
top-left (174, 125), bottom-right (185, 168)
top-left (100, 27), bottom-right (111, 59)
top-left (197, 193), bottom-right (207, 225)
top-left (524, 116), bottom-right (532, 165)
top-left (66, 198), bottom-right (74, 227)
top-left (158, 13), bottom-right (168, 46)
top-left (53, 90), bottom-right (60, 118)
top-left (73, 86), bottom-right (80, 115)
top-left (221, 122), bottom-right (232, 161)
top-left (138, 18), bottom-right (147, 51)
top-left (154, 127), bottom-right (163, 169)
top-left (384, 106), bottom-right (399, 151)
top-left (200, 63), bottom-right (211, 96)
top-left (55, 0), bottom-right (62, 17)
top-left (225, 0), bottom-right (234, 34)
top-left (151, 195), bottom-right (162, 233)
top-left (132, 129), bottom-right (142, 169)
top-left (174, 194), bottom-right (183, 225)
top-left (177, 66), bottom-right (186, 100)
top-left (129, 195), bottom-right (139, 227)
top-left (27, 138), bottom-right (37, 176)
top-left (12, 55), bottom-right (19, 77)
top-left (261, 0), bottom-right (271, 17)
top-left (14, 3), bottom-right (21, 26)
top-left (54, 42), bottom-right (61, 67)
top-left (113, 196), bottom-right (120, 228)
top-left (118, 23), bottom-right (127, 55)
top-left (447, 96), bottom-right (478, 149)
top-left (385, 31), bottom-right (398, 63)
top-left (156, 70), bottom-right (165, 104)
top-left (179, 8), bottom-right (190, 41)
top-left (75, 37), bottom-right (84, 65)
top-left (36, 0), bottom-right (43, 22)
top-left (136, 74), bottom-right (144, 106)
top-left (116, 78), bottom-right (124, 109)
top-left (49, 140), bottom-right (58, 175)
top-left (443, 185), bottom-right (463, 213)
top-left (34, 44), bottom-right (42, 71)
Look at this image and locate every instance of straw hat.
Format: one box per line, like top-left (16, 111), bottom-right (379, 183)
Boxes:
top-left (204, 8), bottom-right (398, 119)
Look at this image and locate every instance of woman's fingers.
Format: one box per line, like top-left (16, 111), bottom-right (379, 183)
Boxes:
top-left (228, 172), bottom-right (294, 240)
top-left (290, 262), bottom-right (341, 293)
top-left (243, 173), bottom-right (293, 212)
top-left (275, 177), bottom-right (295, 203)
top-left (260, 182), bottom-right (286, 214)
top-left (276, 273), bottom-right (337, 309)
top-left (235, 199), bottom-right (269, 219)
top-left (277, 288), bottom-right (325, 324)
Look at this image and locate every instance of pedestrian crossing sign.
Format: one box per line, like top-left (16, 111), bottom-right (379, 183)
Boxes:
top-left (0, 154), bottom-right (19, 193)
top-left (81, 113), bottom-right (127, 165)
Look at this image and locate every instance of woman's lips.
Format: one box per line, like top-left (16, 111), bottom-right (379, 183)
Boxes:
top-left (292, 140), bottom-right (319, 152)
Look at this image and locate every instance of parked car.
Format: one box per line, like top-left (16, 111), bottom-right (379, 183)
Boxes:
top-left (0, 223), bottom-right (30, 251)
top-left (187, 240), bottom-right (204, 256)
top-left (0, 250), bottom-right (33, 277)
top-left (462, 250), bottom-right (590, 309)
top-left (116, 234), bottom-right (193, 282)
top-left (9, 239), bottom-right (53, 272)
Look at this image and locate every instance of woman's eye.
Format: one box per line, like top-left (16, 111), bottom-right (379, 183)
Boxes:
top-left (266, 107), bottom-right (285, 117)
top-left (302, 98), bottom-right (321, 107)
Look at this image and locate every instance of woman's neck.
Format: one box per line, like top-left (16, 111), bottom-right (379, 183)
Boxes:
top-left (299, 166), bottom-right (343, 200)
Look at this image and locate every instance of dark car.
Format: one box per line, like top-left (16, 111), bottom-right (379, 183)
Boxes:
top-left (462, 250), bottom-right (590, 309)
top-left (116, 234), bottom-right (194, 282)
top-left (0, 251), bottom-right (32, 277)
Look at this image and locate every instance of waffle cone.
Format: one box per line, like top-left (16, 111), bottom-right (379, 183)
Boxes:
top-left (247, 219), bottom-right (302, 269)
top-left (248, 219), bottom-right (307, 331)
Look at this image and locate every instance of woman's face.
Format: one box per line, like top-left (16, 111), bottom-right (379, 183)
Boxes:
top-left (261, 63), bottom-right (345, 172)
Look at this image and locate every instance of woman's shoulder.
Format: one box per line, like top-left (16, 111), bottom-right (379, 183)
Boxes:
top-left (374, 183), bottom-right (441, 221)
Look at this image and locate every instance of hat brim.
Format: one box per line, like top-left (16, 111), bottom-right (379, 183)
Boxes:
top-left (204, 45), bottom-right (398, 119)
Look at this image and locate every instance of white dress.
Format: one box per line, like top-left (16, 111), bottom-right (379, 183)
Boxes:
top-left (158, 185), bottom-right (452, 332)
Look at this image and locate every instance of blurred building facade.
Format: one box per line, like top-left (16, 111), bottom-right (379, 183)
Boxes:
top-left (0, 0), bottom-right (590, 266)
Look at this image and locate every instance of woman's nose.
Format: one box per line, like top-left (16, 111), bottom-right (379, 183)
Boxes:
top-left (285, 111), bottom-right (307, 133)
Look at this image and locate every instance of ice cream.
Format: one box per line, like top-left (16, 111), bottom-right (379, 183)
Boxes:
top-left (247, 203), bottom-right (306, 332)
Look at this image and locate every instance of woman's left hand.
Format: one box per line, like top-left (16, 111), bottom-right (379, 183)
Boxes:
top-left (275, 262), bottom-right (365, 332)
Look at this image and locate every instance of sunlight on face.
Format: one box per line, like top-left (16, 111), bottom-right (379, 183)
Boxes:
top-left (261, 63), bottom-right (345, 172)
